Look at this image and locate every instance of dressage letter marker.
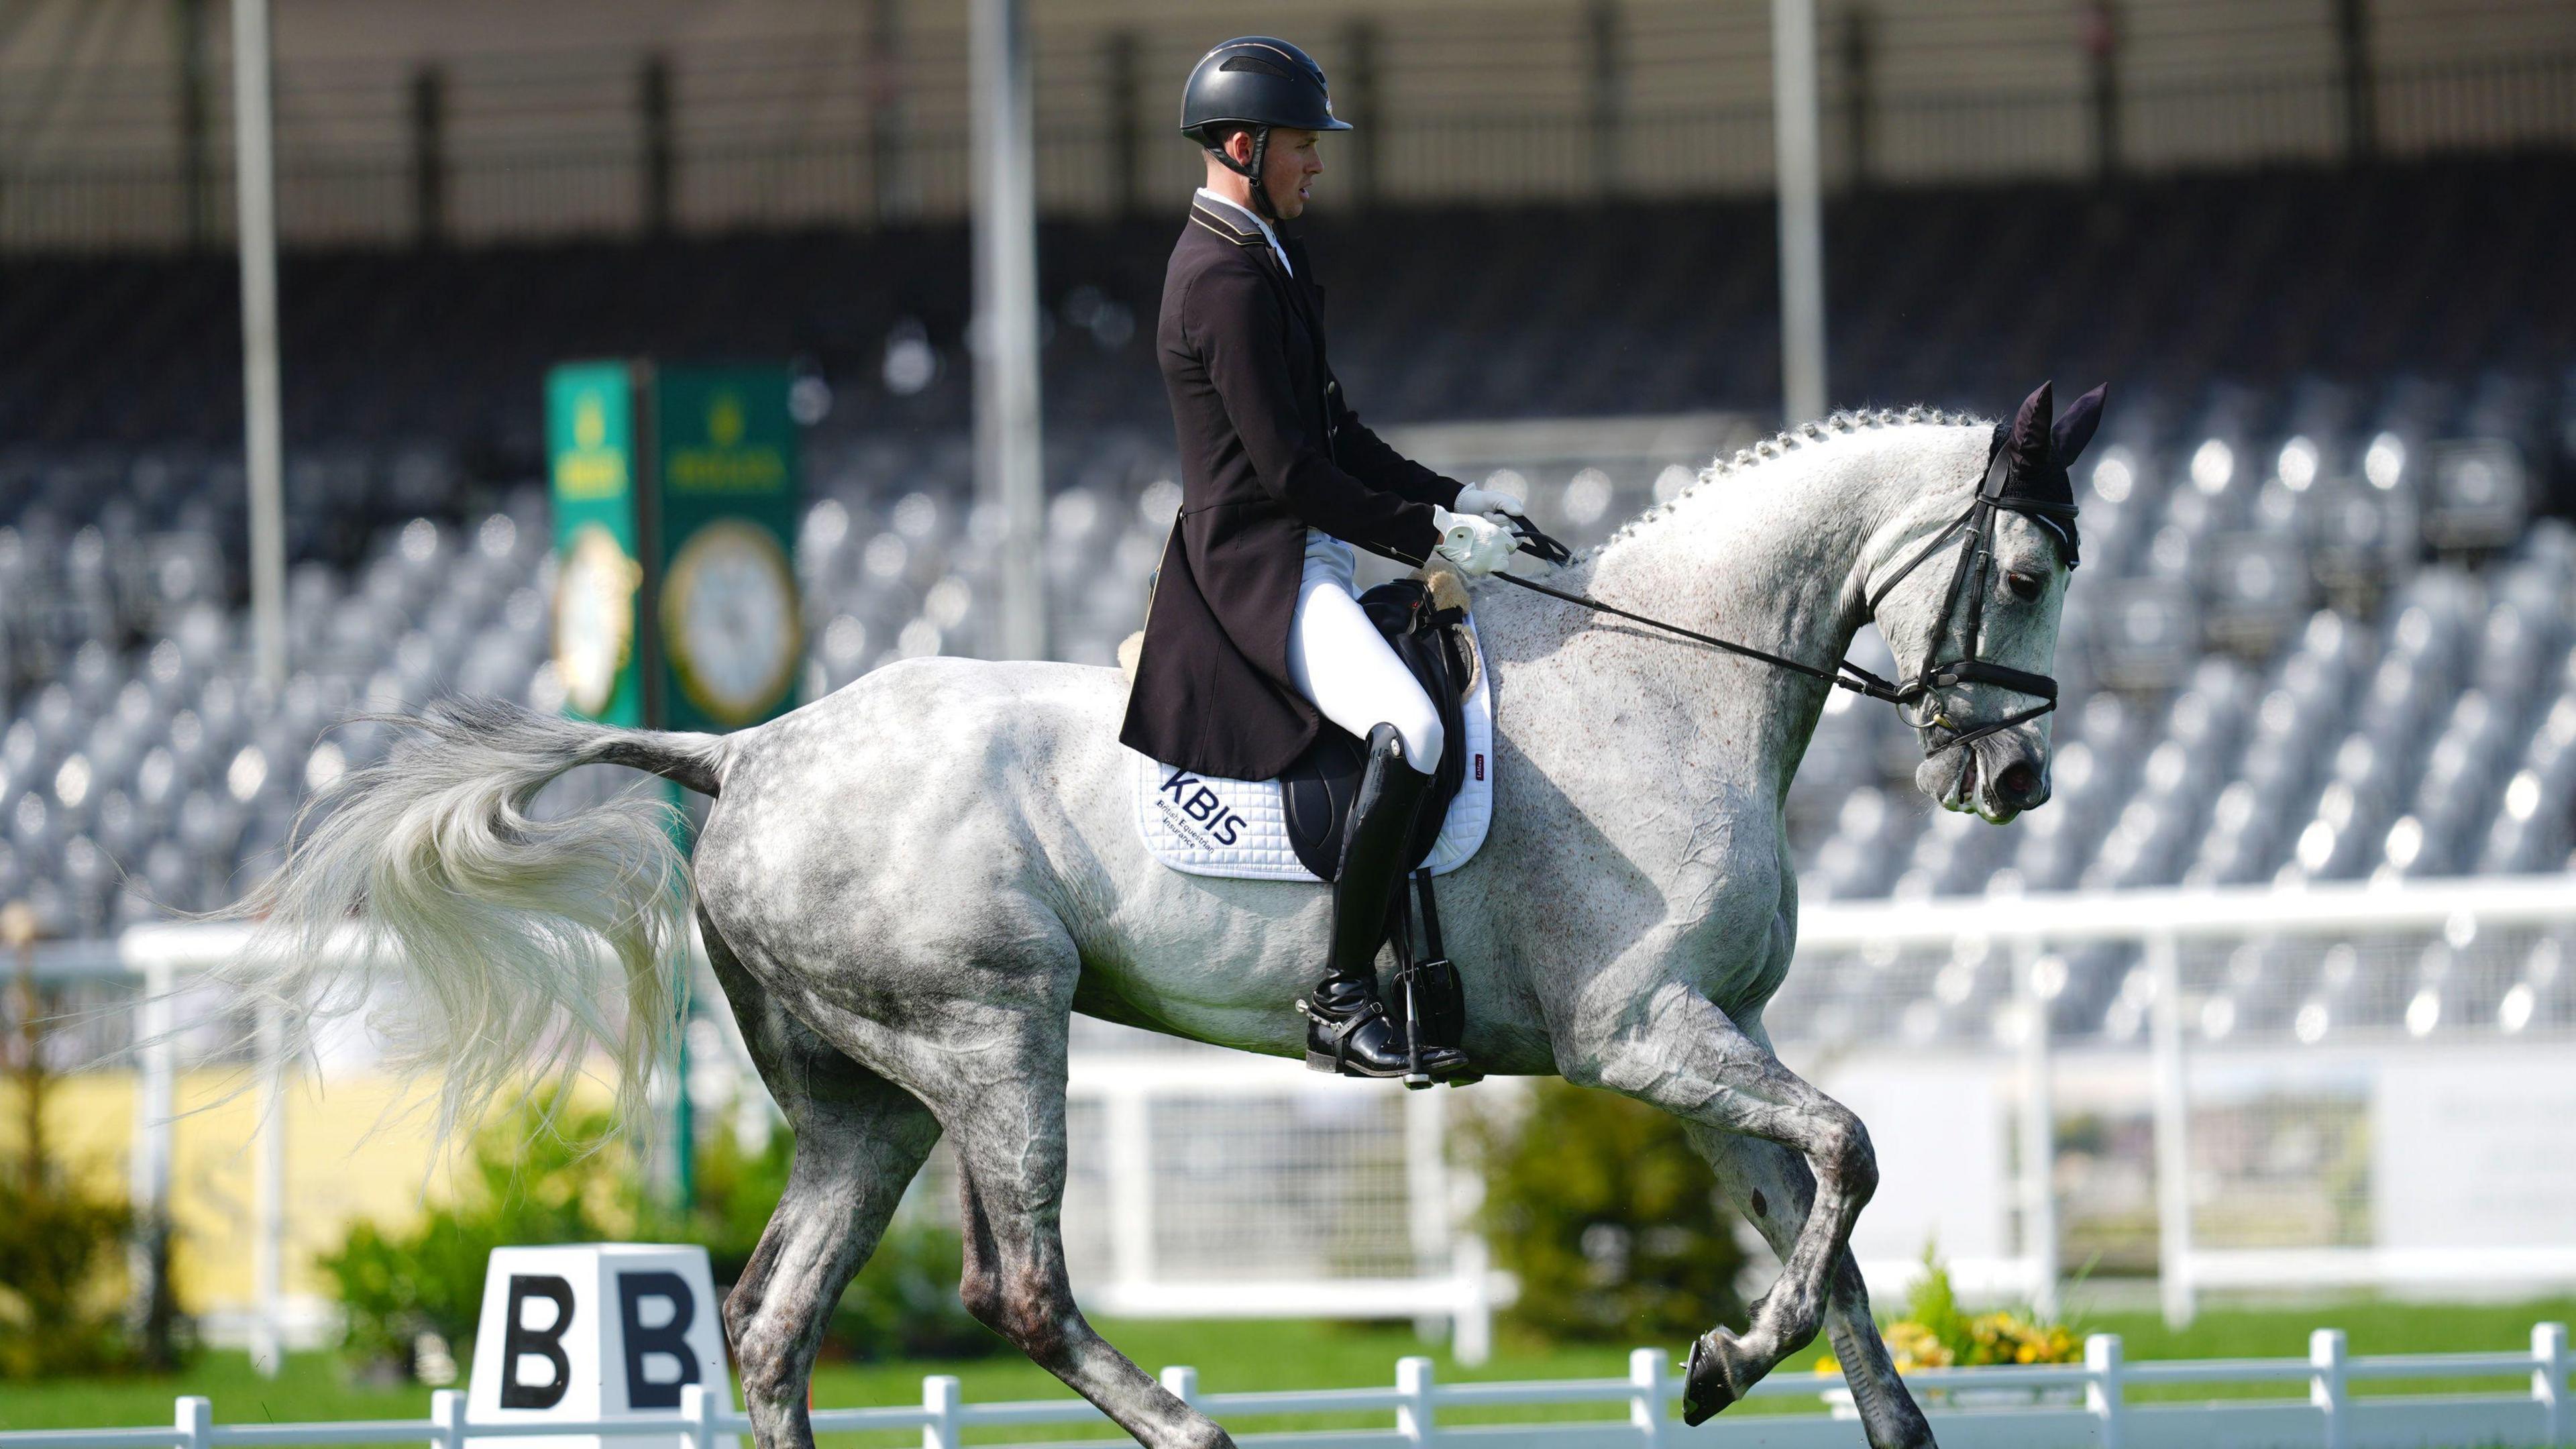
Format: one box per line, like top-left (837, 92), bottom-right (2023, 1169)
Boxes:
top-left (468, 1245), bottom-right (735, 1449)
top-left (498, 1274), bottom-right (576, 1409)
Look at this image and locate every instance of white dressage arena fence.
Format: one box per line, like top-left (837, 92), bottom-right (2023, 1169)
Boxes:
top-left (1053, 1049), bottom-right (1503, 1362)
top-left (26, 922), bottom-right (1505, 1364)
top-left (1770, 873), bottom-right (2576, 1324)
top-left (0, 1325), bottom-right (2567, 1449)
top-left (25, 873), bottom-right (2576, 1352)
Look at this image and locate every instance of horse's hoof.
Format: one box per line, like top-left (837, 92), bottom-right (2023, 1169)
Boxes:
top-left (1682, 1330), bottom-right (1756, 1426)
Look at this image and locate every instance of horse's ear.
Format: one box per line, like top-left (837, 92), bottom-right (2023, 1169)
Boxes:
top-left (2051, 383), bottom-right (2108, 466)
top-left (2009, 381), bottom-right (2054, 471)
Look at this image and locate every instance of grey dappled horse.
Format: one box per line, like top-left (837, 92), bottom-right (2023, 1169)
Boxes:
top-left (238, 396), bottom-right (2094, 1449)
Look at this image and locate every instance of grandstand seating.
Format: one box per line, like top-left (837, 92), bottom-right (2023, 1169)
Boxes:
top-left (1, 158), bottom-right (2567, 500)
top-left (0, 158), bottom-right (2570, 1048)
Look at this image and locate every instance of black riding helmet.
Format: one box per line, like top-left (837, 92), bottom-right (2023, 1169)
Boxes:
top-left (1179, 37), bottom-right (1351, 219)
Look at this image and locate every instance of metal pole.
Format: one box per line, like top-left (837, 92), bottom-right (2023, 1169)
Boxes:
top-left (1770, 0), bottom-right (1827, 426)
top-left (232, 0), bottom-right (287, 688)
top-left (1838, 5), bottom-right (1873, 191)
top-left (970, 0), bottom-right (1046, 661)
top-left (866, 0), bottom-right (912, 223)
top-left (176, 0), bottom-right (214, 247)
top-left (250, 997), bottom-right (286, 1376)
top-left (1403, 1086), bottom-right (1448, 1341)
top-left (1342, 20), bottom-right (1381, 207)
top-left (233, 0), bottom-right (290, 1369)
top-left (410, 63), bottom-right (445, 248)
top-left (2084, 1), bottom-right (2122, 183)
top-left (1586, 0), bottom-right (1621, 196)
top-left (2016, 947), bottom-right (2060, 1320)
top-left (2147, 931), bottom-right (2195, 1327)
top-left (127, 955), bottom-right (176, 1359)
top-left (1104, 30), bottom-right (1141, 217)
top-left (2335, 0), bottom-right (2375, 164)
top-left (640, 54), bottom-right (675, 237)
top-left (1104, 1089), bottom-right (1154, 1294)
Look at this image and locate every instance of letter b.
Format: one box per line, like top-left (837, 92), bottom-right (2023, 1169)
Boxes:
top-left (498, 1275), bottom-right (576, 1409)
top-left (617, 1271), bottom-right (699, 1409)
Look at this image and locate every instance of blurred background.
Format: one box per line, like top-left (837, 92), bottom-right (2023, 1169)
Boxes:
top-left (1, 0), bottom-right (2574, 1410)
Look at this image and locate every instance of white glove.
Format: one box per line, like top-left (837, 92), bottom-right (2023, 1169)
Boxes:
top-left (1452, 484), bottom-right (1526, 519)
top-left (1430, 506), bottom-right (1514, 577)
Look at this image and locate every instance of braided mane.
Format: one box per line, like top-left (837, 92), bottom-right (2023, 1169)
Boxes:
top-left (1578, 405), bottom-right (1991, 565)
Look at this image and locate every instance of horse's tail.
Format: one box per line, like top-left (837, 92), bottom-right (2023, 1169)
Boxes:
top-left (228, 694), bottom-right (728, 1146)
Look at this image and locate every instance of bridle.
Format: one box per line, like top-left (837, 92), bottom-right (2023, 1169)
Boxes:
top-left (1486, 427), bottom-right (2076, 753)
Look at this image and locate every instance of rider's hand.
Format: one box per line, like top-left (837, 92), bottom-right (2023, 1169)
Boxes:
top-left (1430, 507), bottom-right (1514, 577)
top-left (1452, 484), bottom-right (1526, 519)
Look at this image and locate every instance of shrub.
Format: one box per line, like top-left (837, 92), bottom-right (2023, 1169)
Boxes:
top-left (824, 1216), bottom-right (998, 1362)
top-left (1468, 1079), bottom-right (1747, 1345)
top-left (319, 1093), bottom-right (995, 1377)
top-left (318, 1096), bottom-right (626, 1374)
top-left (633, 1111), bottom-right (996, 1364)
top-left (1817, 1246), bottom-right (2082, 1375)
top-left (0, 1165), bottom-right (139, 1377)
top-left (3, 909), bottom-right (168, 1379)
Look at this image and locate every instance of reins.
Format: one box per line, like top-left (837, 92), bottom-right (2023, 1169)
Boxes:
top-left (1483, 433), bottom-right (2074, 751)
top-left (1485, 567), bottom-right (1910, 704)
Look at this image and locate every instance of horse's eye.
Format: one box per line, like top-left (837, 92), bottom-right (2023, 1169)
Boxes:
top-left (2006, 572), bottom-right (2043, 602)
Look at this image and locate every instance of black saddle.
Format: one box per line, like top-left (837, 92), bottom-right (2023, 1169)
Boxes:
top-left (1278, 576), bottom-right (1477, 881)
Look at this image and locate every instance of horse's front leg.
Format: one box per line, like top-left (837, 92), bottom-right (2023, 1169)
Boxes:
top-left (1564, 983), bottom-right (1879, 1423)
top-left (1686, 1125), bottom-right (1937, 1449)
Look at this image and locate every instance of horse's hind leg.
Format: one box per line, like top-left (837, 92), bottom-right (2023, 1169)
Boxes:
top-left (704, 919), bottom-right (943, 1449)
top-left (894, 984), bottom-right (1232, 1449)
top-left (1688, 1127), bottom-right (1937, 1449)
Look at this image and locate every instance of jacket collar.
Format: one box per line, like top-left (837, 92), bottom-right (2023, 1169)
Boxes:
top-left (1188, 191), bottom-right (1293, 275)
top-left (1189, 194), bottom-right (1264, 241)
top-left (1186, 195), bottom-right (1321, 321)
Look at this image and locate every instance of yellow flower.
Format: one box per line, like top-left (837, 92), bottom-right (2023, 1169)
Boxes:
top-left (1885, 1319), bottom-right (1955, 1373)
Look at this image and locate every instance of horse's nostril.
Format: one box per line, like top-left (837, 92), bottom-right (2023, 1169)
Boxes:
top-left (1998, 761), bottom-right (2041, 802)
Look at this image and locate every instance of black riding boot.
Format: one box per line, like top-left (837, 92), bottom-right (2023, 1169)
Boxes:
top-left (1303, 724), bottom-right (1470, 1081)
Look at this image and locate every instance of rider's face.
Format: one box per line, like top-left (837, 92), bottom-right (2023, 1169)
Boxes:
top-left (1226, 127), bottom-right (1323, 219)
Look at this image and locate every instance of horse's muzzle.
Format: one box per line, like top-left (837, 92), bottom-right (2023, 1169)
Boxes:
top-left (1917, 734), bottom-right (2049, 822)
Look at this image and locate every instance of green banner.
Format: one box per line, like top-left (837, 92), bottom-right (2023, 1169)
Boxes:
top-left (649, 365), bottom-right (804, 733)
top-left (546, 362), bottom-right (645, 727)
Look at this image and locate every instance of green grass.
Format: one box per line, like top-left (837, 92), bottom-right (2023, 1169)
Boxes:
top-left (5, 1301), bottom-right (2570, 1442)
top-left (0, 1320), bottom-right (1715, 1442)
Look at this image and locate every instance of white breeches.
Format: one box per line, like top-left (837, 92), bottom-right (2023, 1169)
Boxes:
top-left (1285, 531), bottom-right (1445, 771)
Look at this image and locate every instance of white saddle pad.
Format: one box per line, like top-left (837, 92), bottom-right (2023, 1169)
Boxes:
top-left (1131, 642), bottom-right (1494, 883)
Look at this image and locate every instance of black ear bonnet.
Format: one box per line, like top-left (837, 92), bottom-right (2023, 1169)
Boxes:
top-left (1988, 380), bottom-right (2107, 570)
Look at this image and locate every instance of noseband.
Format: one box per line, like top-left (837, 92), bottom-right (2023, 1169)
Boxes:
top-left (1487, 427), bottom-right (2074, 753)
top-left (1859, 428), bottom-right (2075, 750)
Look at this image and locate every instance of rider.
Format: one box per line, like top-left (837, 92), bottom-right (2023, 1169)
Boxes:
top-left (1118, 36), bottom-right (1522, 1080)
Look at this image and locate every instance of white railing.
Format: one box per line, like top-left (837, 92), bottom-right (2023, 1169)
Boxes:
top-left (1061, 1050), bottom-right (1505, 1362)
top-left (1794, 872), bottom-right (2576, 947)
top-left (40, 924), bottom-right (1503, 1364)
top-left (34, 875), bottom-right (2576, 1347)
top-left (0, 1325), bottom-right (2567, 1449)
top-left (1792, 872), bottom-right (2576, 1327)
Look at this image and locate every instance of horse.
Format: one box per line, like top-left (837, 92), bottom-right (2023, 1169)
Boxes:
top-left (235, 384), bottom-right (2099, 1449)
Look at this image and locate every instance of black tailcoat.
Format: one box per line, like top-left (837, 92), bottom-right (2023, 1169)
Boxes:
top-left (1118, 199), bottom-right (1464, 781)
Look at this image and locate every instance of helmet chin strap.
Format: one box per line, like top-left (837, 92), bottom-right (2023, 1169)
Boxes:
top-left (1208, 123), bottom-right (1279, 220)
